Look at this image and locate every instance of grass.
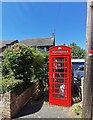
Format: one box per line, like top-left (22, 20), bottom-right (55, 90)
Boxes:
top-left (73, 105), bottom-right (82, 115)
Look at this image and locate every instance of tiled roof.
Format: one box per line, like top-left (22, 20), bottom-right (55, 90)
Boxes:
top-left (0, 40), bottom-right (18, 48)
top-left (20, 38), bottom-right (54, 47)
top-left (0, 51), bottom-right (4, 57)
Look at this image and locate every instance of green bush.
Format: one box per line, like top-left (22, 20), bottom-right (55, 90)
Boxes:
top-left (3, 43), bottom-right (33, 83)
top-left (0, 62), bottom-right (2, 77)
top-left (31, 48), bottom-right (48, 88)
top-left (2, 62), bottom-right (9, 76)
top-left (1, 44), bottom-right (48, 94)
top-left (0, 76), bottom-right (25, 94)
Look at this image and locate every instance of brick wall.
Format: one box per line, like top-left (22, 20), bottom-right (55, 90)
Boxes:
top-left (0, 92), bottom-right (11, 118)
top-left (0, 81), bottom-right (42, 119)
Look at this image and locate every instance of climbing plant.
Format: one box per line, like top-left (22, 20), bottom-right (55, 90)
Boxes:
top-left (1, 43), bottom-right (48, 93)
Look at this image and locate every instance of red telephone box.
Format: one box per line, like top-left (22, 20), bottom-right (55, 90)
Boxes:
top-left (49, 46), bottom-right (72, 106)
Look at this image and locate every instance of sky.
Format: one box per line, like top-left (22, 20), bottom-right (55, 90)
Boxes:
top-left (2, 2), bottom-right (87, 48)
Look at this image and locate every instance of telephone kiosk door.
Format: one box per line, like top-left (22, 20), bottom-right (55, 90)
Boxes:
top-left (49, 46), bottom-right (71, 106)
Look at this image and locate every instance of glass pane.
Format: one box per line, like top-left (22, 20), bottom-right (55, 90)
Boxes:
top-left (55, 89), bottom-right (59, 93)
top-left (55, 79), bottom-right (64, 83)
top-left (55, 58), bottom-right (64, 62)
top-left (55, 68), bottom-right (64, 72)
top-left (54, 94), bottom-right (64, 99)
top-left (55, 73), bottom-right (64, 78)
top-left (55, 84), bottom-right (65, 88)
top-left (56, 63), bottom-right (64, 67)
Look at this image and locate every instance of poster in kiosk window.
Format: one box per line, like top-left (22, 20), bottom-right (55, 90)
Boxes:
top-left (49, 46), bottom-right (72, 106)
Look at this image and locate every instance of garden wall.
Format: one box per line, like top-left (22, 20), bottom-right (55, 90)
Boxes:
top-left (0, 81), bottom-right (42, 119)
top-left (0, 92), bottom-right (11, 118)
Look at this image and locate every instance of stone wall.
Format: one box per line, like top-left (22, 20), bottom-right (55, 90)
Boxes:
top-left (0, 81), bottom-right (42, 119)
top-left (0, 92), bottom-right (11, 118)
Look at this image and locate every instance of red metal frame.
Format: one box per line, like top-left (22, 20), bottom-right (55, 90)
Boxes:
top-left (49, 46), bottom-right (72, 106)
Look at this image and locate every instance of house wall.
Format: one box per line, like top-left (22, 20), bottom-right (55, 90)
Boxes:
top-left (0, 46), bottom-right (6, 53)
top-left (37, 46), bottom-right (53, 51)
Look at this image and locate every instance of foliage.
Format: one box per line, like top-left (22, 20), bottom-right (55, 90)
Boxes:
top-left (73, 105), bottom-right (82, 115)
top-left (2, 62), bottom-right (9, 76)
top-left (68, 42), bottom-right (85, 59)
top-left (1, 44), bottom-right (48, 93)
top-left (0, 76), bottom-right (25, 94)
top-left (0, 62), bottom-right (2, 77)
top-left (0, 62), bottom-right (2, 69)
top-left (3, 43), bottom-right (33, 83)
top-left (31, 48), bottom-right (48, 88)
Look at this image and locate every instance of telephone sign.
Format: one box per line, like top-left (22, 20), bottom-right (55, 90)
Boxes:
top-left (49, 46), bottom-right (72, 106)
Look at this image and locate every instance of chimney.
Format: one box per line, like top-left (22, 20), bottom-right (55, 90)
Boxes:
top-left (51, 33), bottom-right (55, 40)
top-left (51, 33), bottom-right (55, 46)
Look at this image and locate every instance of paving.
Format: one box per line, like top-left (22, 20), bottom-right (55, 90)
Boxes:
top-left (13, 92), bottom-right (78, 119)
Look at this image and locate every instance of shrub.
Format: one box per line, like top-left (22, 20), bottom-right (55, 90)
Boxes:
top-left (3, 43), bottom-right (33, 83)
top-left (0, 62), bottom-right (2, 77)
top-left (2, 62), bottom-right (9, 76)
top-left (31, 48), bottom-right (48, 87)
top-left (2, 44), bottom-right (48, 94)
top-left (0, 76), bottom-right (25, 94)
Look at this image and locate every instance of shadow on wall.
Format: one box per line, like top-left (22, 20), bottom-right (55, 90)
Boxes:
top-left (13, 91), bottom-right (47, 119)
top-left (13, 83), bottom-right (82, 119)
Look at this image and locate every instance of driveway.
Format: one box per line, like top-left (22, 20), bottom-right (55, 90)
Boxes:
top-left (13, 92), bottom-right (77, 119)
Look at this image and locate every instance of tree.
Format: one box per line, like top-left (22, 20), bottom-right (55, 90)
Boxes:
top-left (68, 42), bottom-right (85, 59)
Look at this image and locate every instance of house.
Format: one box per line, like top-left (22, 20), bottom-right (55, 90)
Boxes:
top-left (0, 33), bottom-right (55, 61)
top-left (0, 40), bottom-right (18, 61)
top-left (20, 33), bottom-right (55, 51)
